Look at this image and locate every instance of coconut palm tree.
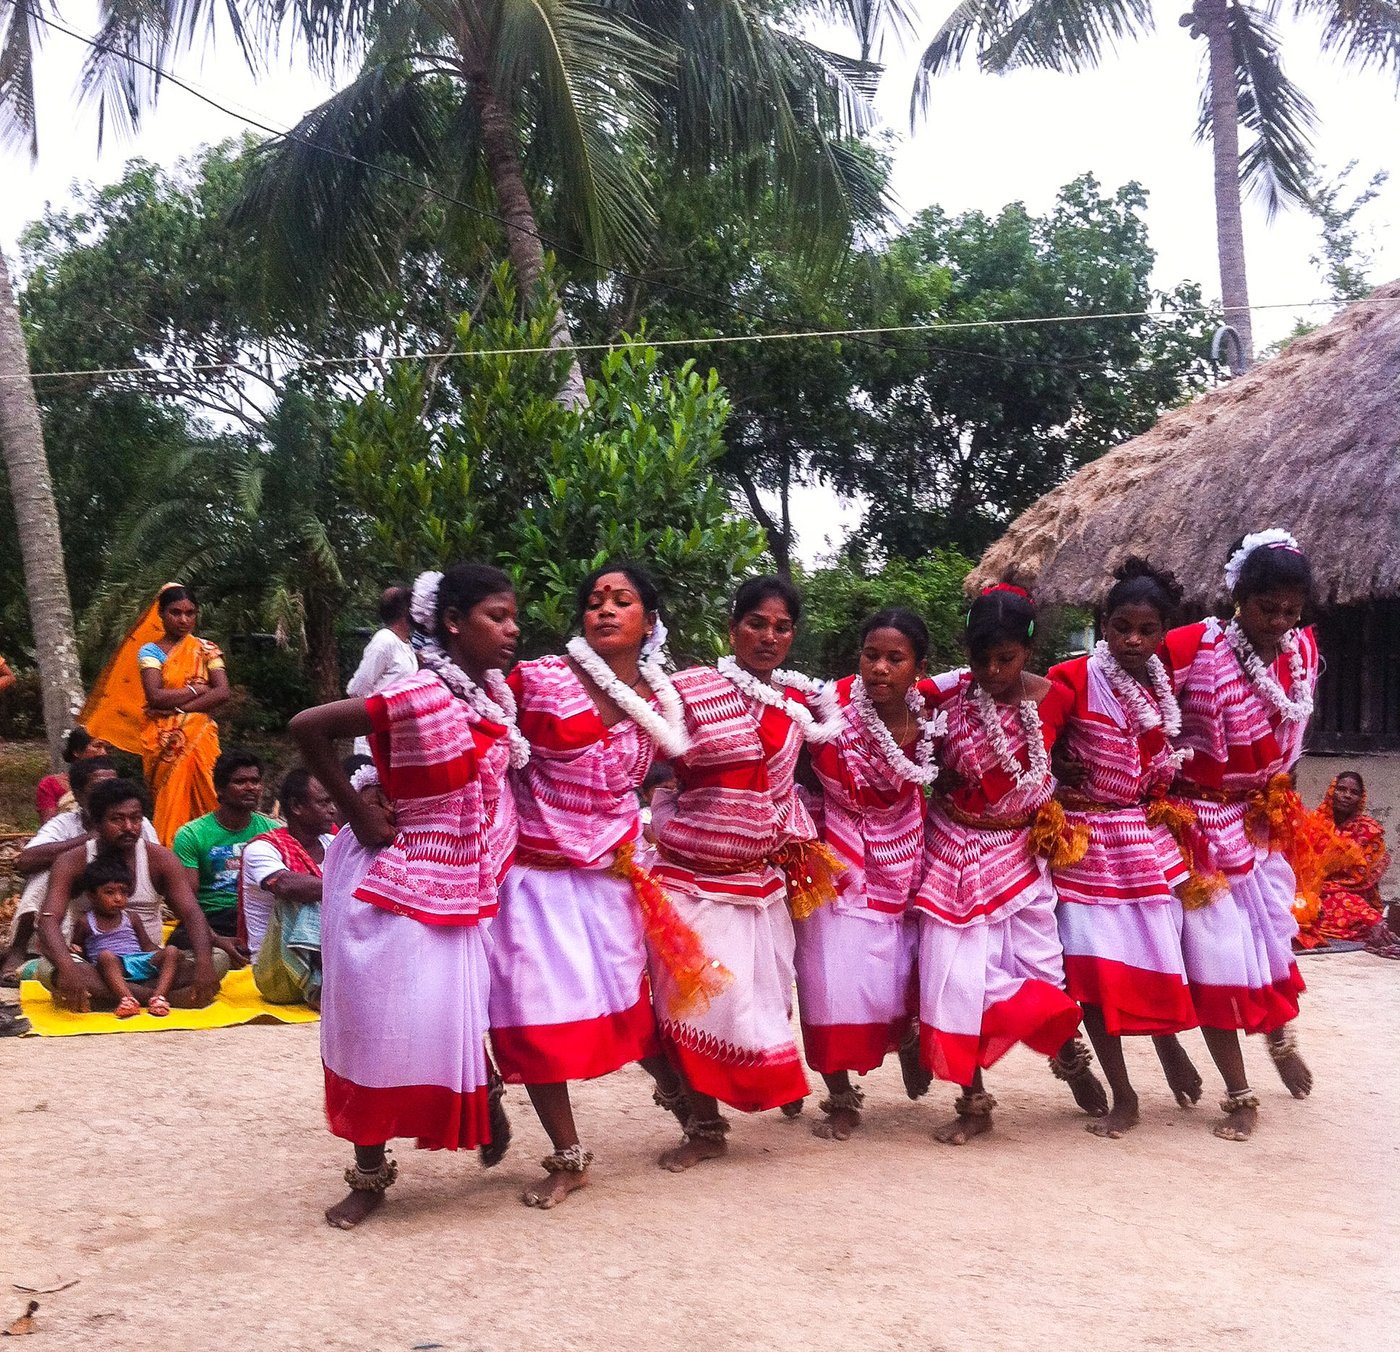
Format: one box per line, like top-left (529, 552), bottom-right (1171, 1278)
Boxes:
top-left (74, 0), bottom-right (898, 406)
top-left (912, 0), bottom-right (1400, 371)
top-left (0, 4), bottom-right (88, 761)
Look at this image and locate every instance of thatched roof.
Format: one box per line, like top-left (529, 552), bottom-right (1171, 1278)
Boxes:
top-left (968, 280), bottom-right (1400, 610)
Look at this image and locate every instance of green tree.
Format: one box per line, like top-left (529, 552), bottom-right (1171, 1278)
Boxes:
top-left (913, 0), bottom-right (1400, 370)
top-left (336, 265), bottom-right (764, 659)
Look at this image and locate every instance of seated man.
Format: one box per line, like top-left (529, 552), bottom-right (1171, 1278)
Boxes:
top-left (0, 756), bottom-right (157, 985)
top-left (170, 749), bottom-right (278, 965)
top-left (243, 768), bottom-right (335, 1008)
top-left (35, 778), bottom-right (226, 1012)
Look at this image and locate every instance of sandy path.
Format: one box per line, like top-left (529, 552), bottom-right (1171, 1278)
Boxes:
top-left (3, 956), bottom-right (1396, 1351)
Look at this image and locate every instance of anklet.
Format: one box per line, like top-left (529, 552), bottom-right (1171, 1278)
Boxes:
top-left (1267, 1026), bottom-right (1299, 1061)
top-left (954, 1091), bottom-right (997, 1117)
top-left (1048, 1039), bottom-right (1094, 1081)
top-left (683, 1116), bottom-right (731, 1143)
top-left (1220, 1088), bottom-right (1260, 1114)
top-left (819, 1086), bottom-right (866, 1115)
top-left (344, 1155), bottom-right (399, 1193)
top-left (652, 1085), bottom-right (688, 1113)
top-left (541, 1143), bottom-right (593, 1174)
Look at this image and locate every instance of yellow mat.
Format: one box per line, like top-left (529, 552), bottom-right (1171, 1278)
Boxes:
top-left (19, 967), bottom-right (319, 1037)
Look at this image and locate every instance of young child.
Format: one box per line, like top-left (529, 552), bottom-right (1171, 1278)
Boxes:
top-left (913, 584), bottom-right (1106, 1144)
top-left (76, 855), bottom-right (183, 1017)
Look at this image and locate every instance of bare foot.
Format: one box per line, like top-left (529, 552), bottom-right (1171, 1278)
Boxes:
top-left (934, 1113), bottom-right (993, 1146)
top-left (479, 1084), bottom-right (512, 1169)
top-left (1212, 1105), bottom-right (1258, 1141)
top-left (780, 1099), bottom-right (805, 1118)
top-left (1087, 1094), bottom-right (1140, 1139)
top-left (522, 1170), bottom-right (589, 1209)
top-left (658, 1135), bottom-right (728, 1172)
top-left (114, 994), bottom-right (140, 1019)
top-left (1268, 1034), bottom-right (1313, 1099)
top-left (812, 1106), bottom-right (861, 1141)
top-left (325, 1190), bottom-right (385, 1229)
top-left (147, 995), bottom-right (171, 1017)
top-left (1154, 1036), bottom-right (1203, 1107)
top-left (1066, 1069), bottom-right (1109, 1117)
top-left (899, 1035), bottom-right (933, 1100)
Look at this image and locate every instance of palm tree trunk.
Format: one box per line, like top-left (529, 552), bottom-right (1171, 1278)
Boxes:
top-left (0, 248), bottom-right (85, 764)
top-left (303, 581), bottom-right (342, 707)
top-left (1198, 0), bottom-right (1254, 372)
top-left (462, 49), bottom-right (588, 409)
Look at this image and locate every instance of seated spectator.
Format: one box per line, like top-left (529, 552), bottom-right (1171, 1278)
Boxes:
top-left (1, 757), bottom-right (158, 985)
top-left (35, 726), bottom-right (112, 824)
top-left (243, 768), bottom-right (335, 1008)
top-left (170, 750), bottom-right (278, 964)
top-left (73, 855), bottom-right (192, 1017)
top-left (1298, 772), bottom-right (1397, 957)
top-left (36, 778), bottom-right (226, 1011)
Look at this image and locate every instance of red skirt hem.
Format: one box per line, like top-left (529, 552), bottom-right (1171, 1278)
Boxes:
top-left (491, 991), bottom-right (660, 1084)
top-left (323, 1065), bottom-right (492, 1151)
top-left (1063, 954), bottom-right (1198, 1036)
top-left (800, 1017), bottom-right (911, 1076)
top-left (1190, 966), bottom-right (1305, 1034)
top-left (662, 1034), bottom-right (809, 1113)
top-left (919, 980), bottom-right (1082, 1086)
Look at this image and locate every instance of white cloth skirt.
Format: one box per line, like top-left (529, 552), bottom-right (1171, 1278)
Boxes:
top-left (794, 904), bottom-right (916, 1075)
top-left (485, 863), bottom-right (659, 1083)
top-left (652, 887), bottom-right (809, 1113)
top-left (1180, 850), bottom-right (1304, 1033)
top-left (917, 873), bottom-right (1082, 1086)
top-left (320, 831), bottom-right (493, 1150)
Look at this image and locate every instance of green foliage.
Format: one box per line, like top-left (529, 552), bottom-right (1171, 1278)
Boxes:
top-left (1301, 159), bottom-right (1389, 303)
top-left (336, 265), bottom-right (765, 661)
top-left (788, 552), bottom-right (973, 678)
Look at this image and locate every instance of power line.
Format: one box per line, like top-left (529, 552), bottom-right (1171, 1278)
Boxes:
top-left (6, 296), bottom-right (1380, 383)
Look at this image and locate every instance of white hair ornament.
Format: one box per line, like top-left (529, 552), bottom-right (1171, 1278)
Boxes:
top-left (350, 764), bottom-right (380, 793)
top-left (409, 570), bottom-right (444, 629)
top-left (1223, 529), bottom-right (1300, 596)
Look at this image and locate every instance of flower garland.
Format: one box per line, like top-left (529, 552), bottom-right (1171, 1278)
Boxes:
top-left (409, 570), bottom-right (529, 768)
top-left (1223, 528), bottom-right (1300, 595)
top-left (970, 680), bottom-right (1050, 791)
top-left (1225, 619), bottom-right (1314, 724)
top-left (716, 656), bottom-right (843, 743)
top-left (566, 637), bottom-right (691, 759)
top-left (850, 677), bottom-right (942, 786)
top-left (1091, 641), bottom-right (1190, 773)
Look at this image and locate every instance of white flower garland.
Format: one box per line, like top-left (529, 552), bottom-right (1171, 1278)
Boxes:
top-left (1225, 619), bottom-right (1314, 724)
top-left (1091, 642), bottom-right (1190, 773)
top-left (565, 636), bottom-right (692, 759)
top-left (716, 655), bottom-right (844, 743)
top-left (970, 680), bottom-right (1050, 790)
top-left (850, 677), bottom-right (942, 786)
top-left (409, 569), bottom-right (529, 767)
top-left (1223, 528), bottom-right (1300, 595)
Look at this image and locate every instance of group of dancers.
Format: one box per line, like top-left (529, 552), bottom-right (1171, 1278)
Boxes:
top-left (289, 526), bottom-right (1319, 1228)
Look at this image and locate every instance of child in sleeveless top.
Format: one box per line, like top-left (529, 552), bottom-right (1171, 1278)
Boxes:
top-left (76, 856), bottom-right (182, 1017)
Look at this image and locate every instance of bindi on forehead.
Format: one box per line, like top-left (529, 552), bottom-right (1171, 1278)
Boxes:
top-left (591, 585), bottom-right (639, 605)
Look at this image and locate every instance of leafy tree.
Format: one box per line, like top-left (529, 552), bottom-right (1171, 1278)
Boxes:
top-left (788, 552), bottom-right (972, 678)
top-left (1301, 159), bottom-right (1389, 303)
top-left (912, 0), bottom-right (1400, 370)
top-left (337, 265), bottom-right (765, 659)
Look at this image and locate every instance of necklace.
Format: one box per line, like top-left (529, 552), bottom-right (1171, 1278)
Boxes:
top-left (417, 642), bottom-right (530, 768)
top-left (850, 677), bottom-right (942, 786)
top-left (565, 638), bottom-right (691, 758)
top-left (1224, 620), bottom-right (1314, 724)
top-left (716, 656), bottom-right (843, 743)
top-left (970, 679), bottom-right (1049, 790)
top-left (1091, 642), bottom-right (1182, 738)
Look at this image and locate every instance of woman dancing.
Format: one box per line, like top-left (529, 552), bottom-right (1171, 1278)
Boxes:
top-left (1048, 560), bottom-right (1202, 1139)
top-left (650, 575), bottom-right (845, 1169)
top-left (1161, 530), bottom-right (1318, 1140)
top-left (796, 608), bottom-right (938, 1141)
top-left (914, 585), bottom-right (1106, 1146)
top-left (487, 562), bottom-right (716, 1210)
top-left (290, 563), bottom-right (523, 1228)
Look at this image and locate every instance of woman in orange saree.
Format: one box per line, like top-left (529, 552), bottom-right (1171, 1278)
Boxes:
top-left (81, 585), bottom-right (231, 845)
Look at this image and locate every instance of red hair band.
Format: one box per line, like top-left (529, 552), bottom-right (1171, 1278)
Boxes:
top-left (981, 583), bottom-right (1032, 601)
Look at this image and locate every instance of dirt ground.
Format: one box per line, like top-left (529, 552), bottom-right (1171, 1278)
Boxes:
top-left (3, 956), bottom-right (1396, 1352)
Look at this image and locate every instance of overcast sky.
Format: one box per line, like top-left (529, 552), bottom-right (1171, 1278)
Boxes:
top-left (5, 1), bottom-right (1397, 561)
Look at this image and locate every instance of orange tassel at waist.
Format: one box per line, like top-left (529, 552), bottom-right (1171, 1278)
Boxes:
top-left (1145, 799), bottom-right (1227, 911)
top-left (773, 840), bottom-right (845, 922)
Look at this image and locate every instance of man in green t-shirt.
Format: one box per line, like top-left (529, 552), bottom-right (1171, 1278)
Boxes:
top-left (172, 750), bottom-right (278, 963)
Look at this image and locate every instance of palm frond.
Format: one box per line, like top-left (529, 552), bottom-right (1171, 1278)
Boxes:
top-left (1293, 0), bottom-right (1400, 86)
top-left (911, 0), bottom-right (1012, 118)
top-left (0, 0), bottom-right (53, 159)
top-left (979, 0), bottom-right (1154, 72)
top-left (806, 0), bottom-right (919, 61)
top-left (1195, 1), bottom-right (1316, 216)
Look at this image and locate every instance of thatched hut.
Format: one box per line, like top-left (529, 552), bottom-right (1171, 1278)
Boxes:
top-left (968, 280), bottom-right (1400, 754)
